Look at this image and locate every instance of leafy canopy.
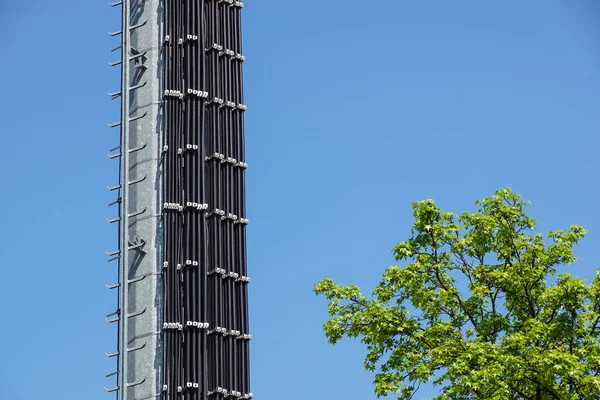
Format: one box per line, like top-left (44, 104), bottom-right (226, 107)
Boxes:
top-left (315, 189), bottom-right (600, 399)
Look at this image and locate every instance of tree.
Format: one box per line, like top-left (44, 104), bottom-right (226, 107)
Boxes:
top-left (314, 189), bottom-right (600, 399)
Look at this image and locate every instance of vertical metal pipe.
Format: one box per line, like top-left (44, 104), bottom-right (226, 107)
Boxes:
top-left (118, 1), bottom-right (131, 398)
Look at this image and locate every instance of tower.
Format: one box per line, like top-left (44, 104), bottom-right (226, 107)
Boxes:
top-left (106, 1), bottom-right (251, 399)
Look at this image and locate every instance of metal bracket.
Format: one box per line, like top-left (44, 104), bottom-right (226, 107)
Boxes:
top-left (235, 275), bottom-right (252, 284)
top-left (128, 239), bottom-right (147, 255)
top-left (129, 51), bottom-right (147, 61)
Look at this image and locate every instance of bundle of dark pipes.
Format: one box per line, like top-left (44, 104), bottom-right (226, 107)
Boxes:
top-left (162, 1), bottom-right (250, 399)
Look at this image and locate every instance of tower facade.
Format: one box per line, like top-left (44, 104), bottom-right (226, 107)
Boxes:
top-left (106, 1), bottom-right (250, 399)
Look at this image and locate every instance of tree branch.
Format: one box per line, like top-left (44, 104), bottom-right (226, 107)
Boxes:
top-left (429, 229), bottom-right (479, 329)
top-left (523, 375), bottom-right (562, 400)
top-left (507, 383), bottom-right (534, 400)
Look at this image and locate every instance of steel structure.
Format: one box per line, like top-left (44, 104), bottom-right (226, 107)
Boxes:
top-left (106, 1), bottom-right (251, 399)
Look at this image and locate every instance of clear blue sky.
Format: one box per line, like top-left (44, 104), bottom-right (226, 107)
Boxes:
top-left (0, 1), bottom-right (598, 399)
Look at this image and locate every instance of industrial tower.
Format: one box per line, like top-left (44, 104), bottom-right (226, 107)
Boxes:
top-left (106, 1), bottom-right (251, 399)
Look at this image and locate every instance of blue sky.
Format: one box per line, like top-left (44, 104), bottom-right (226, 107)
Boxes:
top-left (0, 1), bottom-right (598, 399)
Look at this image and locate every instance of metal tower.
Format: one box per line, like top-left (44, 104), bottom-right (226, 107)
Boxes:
top-left (106, 1), bottom-right (251, 399)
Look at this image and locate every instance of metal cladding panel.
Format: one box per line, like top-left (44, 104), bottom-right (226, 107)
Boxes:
top-left (126, 0), bottom-right (164, 398)
top-left (107, 1), bottom-right (249, 399)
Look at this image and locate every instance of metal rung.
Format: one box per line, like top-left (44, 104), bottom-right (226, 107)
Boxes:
top-left (127, 342), bottom-right (146, 353)
top-left (129, 81), bottom-right (147, 91)
top-left (106, 283), bottom-right (120, 290)
top-left (129, 208), bottom-right (147, 218)
top-left (108, 256), bottom-right (120, 263)
top-left (128, 275), bottom-right (146, 284)
top-left (129, 21), bottom-right (147, 31)
top-left (106, 250), bottom-right (121, 257)
top-left (108, 198), bottom-right (121, 207)
top-left (129, 176), bottom-right (146, 185)
top-left (105, 351), bottom-right (119, 358)
top-left (106, 317), bottom-right (119, 324)
top-left (107, 184), bottom-right (121, 191)
top-left (108, 144), bottom-right (123, 159)
top-left (129, 52), bottom-right (147, 61)
top-left (109, 30), bottom-right (122, 36)
top-left (109, 60), bottom-right (122, 67)
top-left (128, 378), bottom-right (146, 388)
top-left (106, 371), bottom-right (119, 378)
top-left (105, 386), bottom-right (119, 393)
top-left (129, 143), bottom-right (147, 153)
top-left (109, 1), bottom-right (122, 6)
top-left (129, 111), bottom-right (147, 122)
top-left (110, 45), bottom-right (122, 52)
top-left (108, 121), bottom-right (121, 128)
top-left (128, 308), bottom-right (147, 319)
top-left (107, 217), bottom-right (121, 224)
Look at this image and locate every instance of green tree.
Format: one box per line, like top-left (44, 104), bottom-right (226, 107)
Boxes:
top-left (315, 189), bottom-right (600, 399)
